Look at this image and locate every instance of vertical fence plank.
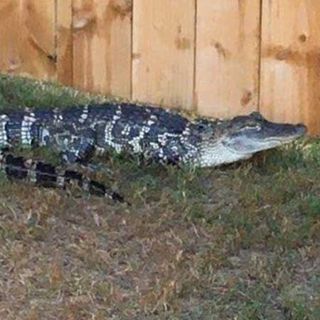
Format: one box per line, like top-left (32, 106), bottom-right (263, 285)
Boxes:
top-left (260, 0), bottom-right (320, 134)
top-left (196, 0), bottom-right (261, 118)
top-left (57, 0), bottom-right (73, 86)
top-left (132, 0), bottom-right (195, 109)
top-left (0, 1), bottom-right (21, 74)
top-left (72, 0), bottom-right (132, 98)
top-left (0, 0), bottom-right (56, 80)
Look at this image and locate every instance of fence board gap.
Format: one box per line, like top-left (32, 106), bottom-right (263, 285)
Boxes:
top-left (195, 0), bottom-right (261, 118)
top-left (132, 0), bottom-right (195, 110)
top-left (57, 0), bottom-right (73, 86)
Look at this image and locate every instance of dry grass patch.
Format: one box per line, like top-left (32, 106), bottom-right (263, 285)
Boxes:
top-left (0, 74), bottom-right (319, 319)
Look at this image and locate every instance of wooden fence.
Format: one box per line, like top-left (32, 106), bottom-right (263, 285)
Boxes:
top-left (0, 0), bottom-right (319, 134)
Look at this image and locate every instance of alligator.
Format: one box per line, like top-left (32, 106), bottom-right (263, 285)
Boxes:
top-left (0, 103), bottom-right (306, 201)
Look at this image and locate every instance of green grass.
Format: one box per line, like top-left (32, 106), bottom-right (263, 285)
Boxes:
top-left (0, 74), bottom-right (319, 319)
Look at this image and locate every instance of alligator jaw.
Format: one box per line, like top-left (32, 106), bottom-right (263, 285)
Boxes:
top-left (197, 142), bottom-right (253, 168)
top-left (197, 113), bottom-right (307, 167)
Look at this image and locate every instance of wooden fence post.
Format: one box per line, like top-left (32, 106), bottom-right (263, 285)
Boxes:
top-left (72, 0), bottom-right (132, 98)
top-left (260, 0), bottom-right (320, 134)
top-left (132, 0), bottom-right (195, 109)
top-left (0, 0), bottom-right (56, 80)
top-left (195, 0), bottom-right (261, 118)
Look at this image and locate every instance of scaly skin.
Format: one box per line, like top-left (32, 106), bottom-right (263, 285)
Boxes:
top-left (0, 103), bottom-right (306, 200)
top-left (0, 149), bottom-right (125, 202)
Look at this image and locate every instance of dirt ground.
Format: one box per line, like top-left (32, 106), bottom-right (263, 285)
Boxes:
top-left (0, 75), bottom-right (319, 319)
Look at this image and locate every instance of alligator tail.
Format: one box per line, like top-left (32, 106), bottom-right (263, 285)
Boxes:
top-left (0, 150), bottom-right (125, 203)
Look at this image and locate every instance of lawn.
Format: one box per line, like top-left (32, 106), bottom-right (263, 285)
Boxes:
top-left (0, 74), bottom-right (319, 319)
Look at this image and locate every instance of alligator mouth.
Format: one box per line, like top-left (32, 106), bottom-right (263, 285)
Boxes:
top-left (254, 131), bottom-right (306, 147)
top-left (224, 133), bottom-right (305, 155)
top-left (257, 135), bottom-right (302, 145)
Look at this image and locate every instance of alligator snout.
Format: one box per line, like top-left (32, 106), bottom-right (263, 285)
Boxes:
top-left (295, 123), bottom-right (307, 136)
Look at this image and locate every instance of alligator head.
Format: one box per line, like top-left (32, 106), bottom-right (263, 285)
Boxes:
top-left (196, 112), bottom-right (306, 167)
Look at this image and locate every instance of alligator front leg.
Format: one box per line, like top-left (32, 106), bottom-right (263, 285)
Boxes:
top-left (56, 137), bottom-right (111, 185)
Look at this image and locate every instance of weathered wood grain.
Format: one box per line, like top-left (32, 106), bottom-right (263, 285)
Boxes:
top-left (0, 0), bottom-right (319, 134)
top-left (57, 0), bottom-right (73, 86)
top-left (0, 0), bottom-right (56, 79)
top-left (72, 0), bottom-right (132, 98)
top-left (132, 0), bottom-right (195, 109)
top-left (260, 0), bottom-right (320, 134)
top-left (195, 0), bottom-right (261, 118)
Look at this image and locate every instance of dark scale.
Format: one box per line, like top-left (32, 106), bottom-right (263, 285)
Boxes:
top-left (59, 106), bottom-right (85, 123)
top-left (118, 104), bottom-right (189, 134)
top-left (4, 154), bottom-right (28, 180)
top-left (5, 115), bottom-right (25, 145)
top-left (0, 150), bottom-right (124, 202)
top-left (34, 162), bottom-right (58, 187)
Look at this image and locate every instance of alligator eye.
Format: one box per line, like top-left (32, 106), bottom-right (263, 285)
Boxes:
top-left (249, 124), bottom-right (261, 131)
top-left (253, 124), bottom-right (262, 131)
top-left (241, 124), bottom-right (261, 131)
